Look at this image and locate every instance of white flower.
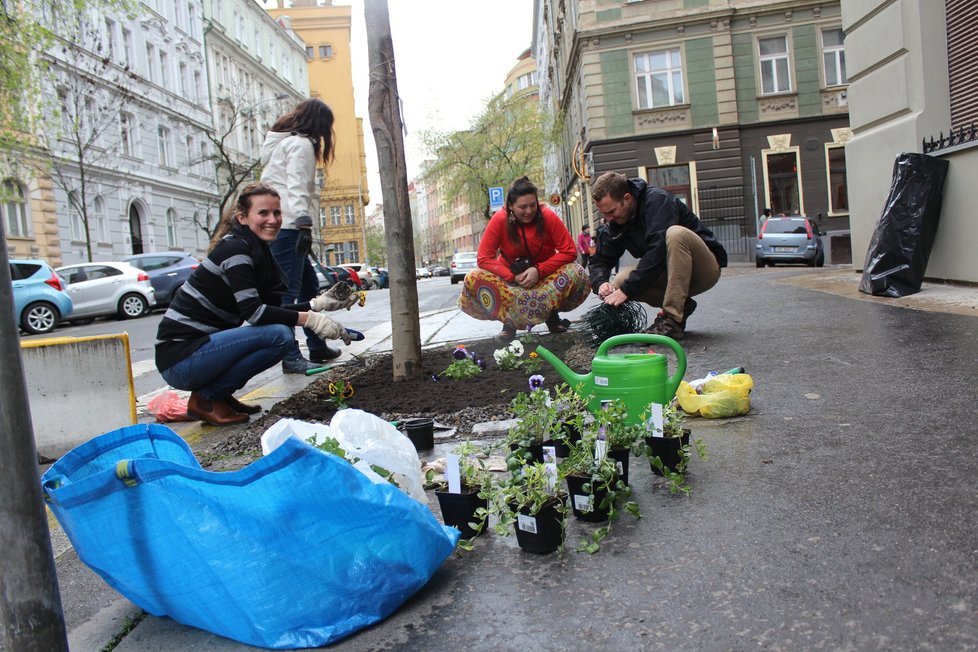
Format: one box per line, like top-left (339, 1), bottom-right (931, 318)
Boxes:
top-left (493, 349), bottom-right (507, 363)
top-left (509, 341), bottom-right (524, 356)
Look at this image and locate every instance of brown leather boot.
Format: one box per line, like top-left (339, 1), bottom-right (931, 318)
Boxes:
top-left (225, 395), bottom-right (262, 415)
top-left (187, 392), bottom-right (249, 426)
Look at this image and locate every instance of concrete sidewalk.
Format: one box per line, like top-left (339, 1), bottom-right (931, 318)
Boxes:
top-left (51, 266), bottom-right (978, 650)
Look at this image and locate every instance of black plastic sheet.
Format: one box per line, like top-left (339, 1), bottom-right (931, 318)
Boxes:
top-left (859, 153), bottom-right (949, 297)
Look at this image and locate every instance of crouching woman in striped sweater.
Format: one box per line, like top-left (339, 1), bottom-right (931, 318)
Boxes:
top-left (155, 183), bottom-right (354, 426)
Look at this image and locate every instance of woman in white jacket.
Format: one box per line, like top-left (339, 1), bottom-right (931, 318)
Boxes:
top-left (260, 98), bottom-right (339, 373)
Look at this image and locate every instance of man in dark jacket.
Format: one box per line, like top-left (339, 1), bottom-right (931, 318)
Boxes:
top-left (589, 172), bottom-right (727, 338)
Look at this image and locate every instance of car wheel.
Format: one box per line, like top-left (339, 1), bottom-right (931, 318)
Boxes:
top-left (118, 293), bottom-right (149, 319)
top-left (756, 259), bottom-right (765, 268)
top-left (69, 318), bottom-right (95, 326)
top-left (815, 252), bottom-right (825, 267)
top-left (21, 301), bottom-right (60, 335)
top-left (451, 276), bottom-right (459, 285)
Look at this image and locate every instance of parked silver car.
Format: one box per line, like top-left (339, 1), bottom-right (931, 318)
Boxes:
top-left (56, 261), bottom-right (157, 323)
top-left (755, 216), bottom-right (826, 267)
top-left (450, 251), bottom-right (478, 284)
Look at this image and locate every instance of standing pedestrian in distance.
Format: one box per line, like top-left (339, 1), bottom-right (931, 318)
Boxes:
top-left (762, 207), bottom-right (772, 220)
top-left (155, 184), bottom-right (355, 426)
top-left (259, 98), bottom-right (341, 373)
top-left (577, 223), bottom-right (593, 269)
top-left (589, 171), bottom-right (727, 339)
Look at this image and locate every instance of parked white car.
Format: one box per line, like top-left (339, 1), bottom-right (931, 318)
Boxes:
top-left (56, 261), bottom-right (157, 323)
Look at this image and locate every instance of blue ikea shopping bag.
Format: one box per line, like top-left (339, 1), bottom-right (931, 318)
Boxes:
top-left (41, 423), bottom-right (459, 649)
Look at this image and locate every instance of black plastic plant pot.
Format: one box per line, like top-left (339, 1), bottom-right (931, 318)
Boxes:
top-left (645, 429), bottom-right (691, 477)
top-left (543, 438), bottom-right (570, 458)
top-left (509, 442), bottom-right (545, 464)
top-left (608, 446), bottom-right (630, 486)
top-left (565, 474), bottom-right (611, 523)
top-left (403, 418), bottom-right (434, 451)
top-left (512, 497), bottom-right (565, 554)
top-left (435, 488), bottom-right (488, 539)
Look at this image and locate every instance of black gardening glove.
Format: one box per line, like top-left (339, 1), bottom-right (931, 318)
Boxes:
top-left (295, 228), bottom-right (312, 257)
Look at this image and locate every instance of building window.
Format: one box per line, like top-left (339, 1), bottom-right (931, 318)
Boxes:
top-left (193, 70), bottom-right (202, 103)
top-left (157, 125), bottom-right (171, 167)
top-left (166, 207), bottom-right (178, 247)
top-left (759, 35), bottom-right (791, 94)
top-left (330, 206), bottom-right (341, 226)
top-left (67, 191), bottom-right (84, 241)
top-left (821, 28), bottom-right (847, 87)
top-left (145, 44), bottom-right (156, 83)
top-left (93, 195), bottom-right (109, 242)
top-left (119, 112), bottom-right (134, 156)
top-left (344, 204), bottom-right (355, 225)
top-left (122, 28), bottom-right (133, 68)
top-left (179, 62), bottom-right (188, 97)
top-left (306, 45), bottom-right (314, 59)
top-left (634, 47), bottom-right (685, 109)
top-left (319, 44), bottom-right (332, 59)
top-left (189, 4), bottom-right (198, 37)
top-left (1, 179), bottom-right (30, 238)
top-left (255, 28), bottom-right (262, 58)
top-left (104, 18), bottom-right (115, 61)
top-left (199, 141), bottom-right (208, 174)
top-left (763, 149), bottom-right (802, 215)
top-left (159, 51), bottom-right (169, 89)
top-left (347, 241), bottom-right (359, 262)
top-left (826, 145), bottom-right (848, 214)
top-left (517, 71), bottom-right (536, 90)
top-left (318, 206), bottom-right (327, 228)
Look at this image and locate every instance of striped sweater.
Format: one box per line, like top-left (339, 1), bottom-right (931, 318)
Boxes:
top-left (155, 224), bottom-right (308, 371)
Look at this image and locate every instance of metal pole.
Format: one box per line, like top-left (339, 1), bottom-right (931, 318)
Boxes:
top-left (0, 225), bottom-right (69, 650)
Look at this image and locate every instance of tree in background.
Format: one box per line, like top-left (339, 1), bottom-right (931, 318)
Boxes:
top-left (364, 219), bottom-right (387, 266)
top-left (421, 93), bottom-right (550, 220)
top-left (191, 91), bottom-right (290, 243)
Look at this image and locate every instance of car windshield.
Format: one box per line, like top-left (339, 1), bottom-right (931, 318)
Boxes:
top-left (455, 253), bottom-right (477, 261)
top-left (764, 219), bottom-right (807, 234)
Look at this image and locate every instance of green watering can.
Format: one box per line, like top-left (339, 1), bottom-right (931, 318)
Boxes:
top-left (535, 334), bottom-right (687, 425)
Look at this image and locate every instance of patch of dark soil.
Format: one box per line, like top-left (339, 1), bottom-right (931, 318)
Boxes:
top-left (206, 331), bottom-right (596, 461)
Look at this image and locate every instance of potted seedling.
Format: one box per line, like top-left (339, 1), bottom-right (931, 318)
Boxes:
top-left (561, 426), bottom-right (640, 553)
top-left (592, 398), bottom-right (646, 486)
top-left (426, 441), bottom-right (493, 542)
top-left (493, 460), bottom-right (567, 555)
top-left (642, 401), bottom-right (708, 494)
top-left (505, 376), bottom-right (557, 463)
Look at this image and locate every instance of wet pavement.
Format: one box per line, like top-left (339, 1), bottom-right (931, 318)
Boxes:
top-left (52, 266), bottom-right (978, 650)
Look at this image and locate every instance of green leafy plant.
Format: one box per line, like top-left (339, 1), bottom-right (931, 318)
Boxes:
top-left (325, 380), bottom-right (355, 409)
top-left (306, 435), bottom-right (399, 488)
top-left (561, 427), bottom-right (640, 554)
top-left (491, 462), bottom-right (567, 553)
top-left (492, 340), bottom-right (525, 370)
top-left (522, 350), bottom-right (544, 375)
top-left (433, 345), bottom-right (485, 381)
top-left (425, 441), bottom-right (495, 550)
top-left (505, 381), bottom-right (558, 453)
top-left (642, 402), bottom-right (709, 494)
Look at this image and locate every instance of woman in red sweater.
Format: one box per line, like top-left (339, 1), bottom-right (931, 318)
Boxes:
top-left (458, 176), bottom-right (589, 341)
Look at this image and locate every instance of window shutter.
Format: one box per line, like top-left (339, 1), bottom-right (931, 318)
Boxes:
top-left (947, 0), bottom-right (978, 129)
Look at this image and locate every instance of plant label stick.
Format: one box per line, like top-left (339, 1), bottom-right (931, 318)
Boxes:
top-left (446, 454), bottom-right (461, 494)
top-left (648, 402), bottom-right (664, 438)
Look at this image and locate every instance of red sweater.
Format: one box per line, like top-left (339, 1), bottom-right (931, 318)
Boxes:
top-left (477, 206), bottom-right (577, 283)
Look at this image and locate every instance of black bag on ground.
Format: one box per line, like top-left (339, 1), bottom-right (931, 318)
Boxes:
top-left (859, 153), bottom-right (949, 297)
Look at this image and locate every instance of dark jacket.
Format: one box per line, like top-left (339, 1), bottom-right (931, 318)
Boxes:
top-left (588, 178), bottom-right (727, 297)
top-left (155, 223), bottom-right (308, 371)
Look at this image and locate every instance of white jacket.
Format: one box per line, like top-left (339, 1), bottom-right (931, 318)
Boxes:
top-left (258, 131), bottom-right (317, 231)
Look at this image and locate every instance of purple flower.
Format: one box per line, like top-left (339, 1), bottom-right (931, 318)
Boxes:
top-left (528, 374), bottom-right (545, 391)
top-left (598, 426), bottom-right (606, 441)
top-left (431, 374), bottom-right (440, 382)
top-left (476, 358), bottom-right (487, 370)
top-left (452, 346), bottom-right (468, 360)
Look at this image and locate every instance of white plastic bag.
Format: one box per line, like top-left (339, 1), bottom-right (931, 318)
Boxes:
top-left (261, 410), bottom-right (426, 503)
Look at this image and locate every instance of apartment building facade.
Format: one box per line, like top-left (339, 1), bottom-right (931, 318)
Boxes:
top-left (535, 0), bottom-right (852, 262)
top-left (264, 0), bottom-right (371, 267)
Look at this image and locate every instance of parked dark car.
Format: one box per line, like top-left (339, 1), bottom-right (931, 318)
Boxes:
top-left (10, 259), bottom-right (73, 335)
top-left (121, 252), bottom-right (198, 305)
top-left (327, 266), bottom-right (358, 290)
top-left (429, 265), bottom-right (449, 277)
top-left (367, 266), bottom-right (389, 289)
top-left (309, 258), bottom-right (339, 291)
top-left (755, 216), bottom-right (826, 267)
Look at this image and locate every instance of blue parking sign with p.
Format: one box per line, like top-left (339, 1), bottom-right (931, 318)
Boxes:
top-left (489, 186), bottom-right (504, 211)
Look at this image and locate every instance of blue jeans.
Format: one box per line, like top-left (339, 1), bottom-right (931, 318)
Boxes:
top-left (269, 229), bottom-right (329, 359)
top-left (160, 324), bottom-right (293, 400)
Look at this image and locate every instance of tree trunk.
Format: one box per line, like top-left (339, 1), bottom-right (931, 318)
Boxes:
top-left (364, 0), bottom-right (422, 381)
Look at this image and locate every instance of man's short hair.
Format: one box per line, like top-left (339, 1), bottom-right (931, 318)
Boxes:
top-left (592, 172), bottom-right (630, 202)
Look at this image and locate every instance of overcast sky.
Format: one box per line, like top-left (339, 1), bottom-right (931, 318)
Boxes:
top-left (342, 0), bottom-right (535, 204)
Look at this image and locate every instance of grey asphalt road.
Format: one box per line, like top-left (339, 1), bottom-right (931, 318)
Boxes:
top-left (52, 267), bottom-right (978, 650)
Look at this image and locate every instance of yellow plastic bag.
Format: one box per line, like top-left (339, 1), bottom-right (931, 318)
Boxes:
top-left (675, 373), bottom-right (754, 418)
